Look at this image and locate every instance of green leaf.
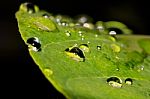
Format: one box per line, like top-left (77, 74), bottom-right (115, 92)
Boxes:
top-left (15, 2), bottom-right (150, 99)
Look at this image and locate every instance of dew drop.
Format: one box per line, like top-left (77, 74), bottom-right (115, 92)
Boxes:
top-left (83, 23), bottom-right (94, 29)
top-left (125, 78), bottom-right (133, 85)
top-left (78, 31), bottom-right (82, 36)
top-left (81, 36), bottom-right (85, 40)
top-left (65, 47), bottom-right (85, 62)
top-left (44, 69), bottom-right (53, 76)
top-left (75, 14), bottom-right (93, 24)
top-left (42, 13), bottom-right (50, 18)
top-left (27, 37), bottom-right (41, 52)
top-left (95, 21), bottom-right (105, 32)
top-left (20, 2), bottom-right (39, 13)
top-left (97, 45), bottom-right (101, 51)
top-left (65, 31), bottom-right (71, 37)
top-left (107, 77), bottom-right (122, 88)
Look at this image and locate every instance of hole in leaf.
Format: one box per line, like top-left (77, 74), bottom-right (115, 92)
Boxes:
top-left (107, 77), bottom-right (122, 88)
top-left (27, 37), bottom-right (41, 52)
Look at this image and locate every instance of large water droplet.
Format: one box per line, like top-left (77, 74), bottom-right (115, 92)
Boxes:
top-left (107, 77), bottom-right (122, 88)
top-left (65, 47), bottom-right (85, 62)
top-left (27, 37), bottom-right (41, 52)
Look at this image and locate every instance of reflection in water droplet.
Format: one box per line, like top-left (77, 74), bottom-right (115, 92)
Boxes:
top-left (125, 78), bottom-right (133, 85)
top-left (44, 69), bottom-right (53, 76)
top-left (97, 45), bottom-right (101, 51)
top-left (109, 31), bottom-right (117, 35)
top-left (27, 37), bottom-right (41, 52)
top-left (107, 77), bottom-right (122, 88)
top-left (65, 31), bottom-right (71, 37)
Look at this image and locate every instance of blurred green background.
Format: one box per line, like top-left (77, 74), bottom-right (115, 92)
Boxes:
top-left (0, 0), bottom-right (149, 98)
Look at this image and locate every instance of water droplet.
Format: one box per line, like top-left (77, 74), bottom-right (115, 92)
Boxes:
top-left (65, 47), bottom-right (85, 62)
top-left (44, 69), bottom-right (53, 76)
top-left (107, 77), bottom-right (122, 88)
top-left (78, 31), bottom-right (82, 36)
top-left (81, 36), bottom-right (85, 40)
top-left (83, 23), bottom-right (94, 29)
top-left (111, 44), bottom-right (120, 52)
top-left (95, 21), bottom-right (105, 32)
top-left (65, 31), bottom-right (71, 37)
top-left (140, 65), bottom-right (144, 71)
top-left (20, 2), bottom-right (39, 13)
top-left (79, 44), bottom-right (89, 52)
top-left (125, 78), bottom-right (133, 85)
top-left (75, 14), bottom-right (93, 24)
top-left (109, 30), bottom-right (117, 35)
top-left (42, 13), bottom-right (50, 18)
top-left (95, 34), bottom-right (98, 38)
top-left (97, 45), bottom-right (101, 51)
top-left (27, 37), bottom-right (41, 52)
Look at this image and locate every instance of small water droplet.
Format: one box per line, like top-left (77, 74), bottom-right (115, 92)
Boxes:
top-left (107, 77), bottom-right (122, 88)
top-left (95, 21), bottom-right (105, 32)
top-left (140, 65), bottom-right (144, 71)
top-left (75, 14), bottom-right (93, 24)
top-left (95, 34), bottom-right (98, 38)
top-left (20, 2), bottom-right (39, 13)
top-left (125, 78), bottom-right (133, 85)
top-left (81, 36), bottom-right (85, 40)
top-left (83, 23), bottom-right (94, 29)
top-left (65, 31), bottom-right (71, 37)
top-left (78, 31), bottom-right (83, 36)
top-left (27, 37), bottom-right (41, 52)
top-left (44, 69), bottom-right (53, 76)
top-left (42, 13), bottom-right (50, 18)
top-left (97, 45), bottom-right (101, 51)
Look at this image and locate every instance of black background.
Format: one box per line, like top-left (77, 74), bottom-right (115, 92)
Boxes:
top-left (0, 0), bottom-right (149, 98)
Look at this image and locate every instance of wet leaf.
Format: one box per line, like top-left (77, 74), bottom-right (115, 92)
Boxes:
top-left (15, 2), bottom-right (150, 99)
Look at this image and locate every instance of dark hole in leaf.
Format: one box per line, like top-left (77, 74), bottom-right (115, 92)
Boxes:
top-left (106, 77), bottom-right (122, 88)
